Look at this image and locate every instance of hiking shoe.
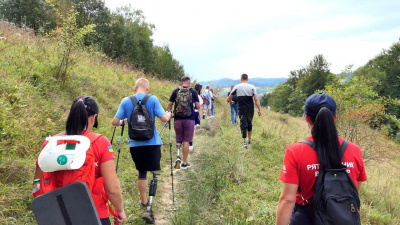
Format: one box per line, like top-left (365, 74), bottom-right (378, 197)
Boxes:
top-left (174, 157), bottom-right (181, 169)
top-left (243, 143), bottom-right (248, 149)
top-left (142, 209), bottom-right (155, 224)
top-left (181, 162), bottom-right (191, 169)
top-left (139, 201), bottom-right (149, 209)
top-left (247, 139), bottom-right (251, 144)
top-left (189, 145), bottom-right (194, 151)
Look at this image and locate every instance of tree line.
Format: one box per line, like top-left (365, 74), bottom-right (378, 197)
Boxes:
top-left (262, 42), bottom-right (400, 142)
top-left (0, 0), bottom-right (185, 81)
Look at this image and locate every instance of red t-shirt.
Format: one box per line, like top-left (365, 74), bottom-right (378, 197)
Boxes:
top-left (37, 131), bottom-right (115, 218)
top-left (278, 136), bottom-right (367, 205)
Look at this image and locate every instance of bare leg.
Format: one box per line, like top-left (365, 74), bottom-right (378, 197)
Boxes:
top-left (182, 141), bottom-right (189, 162)
top-left (138, 179), bottom-right (148, 204)
top-left (248, 131), bottom-right (252, 141)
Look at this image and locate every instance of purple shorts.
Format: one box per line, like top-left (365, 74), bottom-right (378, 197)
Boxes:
top-left (174, 119), bottom-right (195, 142)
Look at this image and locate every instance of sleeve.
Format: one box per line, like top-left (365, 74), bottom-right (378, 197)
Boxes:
top-left (93, 136), bottom-right (115, 164)
top-left (356, 149), bottom-right (368, 182)
top-left (115, 98), bottom-right (127, 120)
top-left (153, 96), bottom-right (166, 118)
top-left (231, 86), bottom-right (237, 96)
top-left (169, 89), bottom-right (178, 102)
top-left (192, 89), bottom-right (199, 103)
top-left (278, 147), bottom-right (299, 185)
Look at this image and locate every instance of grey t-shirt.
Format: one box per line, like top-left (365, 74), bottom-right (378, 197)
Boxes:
top-left (231, 83), bottom-right (257, 111)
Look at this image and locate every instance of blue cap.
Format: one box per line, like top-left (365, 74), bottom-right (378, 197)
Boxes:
top-left (304, 93), bottom-right (336, 118)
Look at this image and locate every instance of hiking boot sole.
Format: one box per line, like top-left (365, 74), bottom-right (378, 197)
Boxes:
top-left (142, 211), bottom-right (155, 224)
top-left (174, 159), bottom-right (181, 169)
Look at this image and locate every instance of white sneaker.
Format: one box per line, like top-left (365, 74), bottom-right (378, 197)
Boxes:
top-left (189, 146), bottom-right (194, 151)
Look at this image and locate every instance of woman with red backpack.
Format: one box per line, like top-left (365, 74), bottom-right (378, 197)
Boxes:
top-left (33, 96), bottom-right (126, 225)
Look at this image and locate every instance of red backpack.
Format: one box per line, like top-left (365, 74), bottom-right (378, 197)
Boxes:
top-left (34, 132), bottom-right (107, 213)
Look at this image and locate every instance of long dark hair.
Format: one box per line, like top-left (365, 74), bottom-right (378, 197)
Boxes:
top-left (66, 96), bottom-right (98, 135)
top-left (194, 83), bottom-right (202, 95)
top-left (310, 107), bottom-right (341, 169)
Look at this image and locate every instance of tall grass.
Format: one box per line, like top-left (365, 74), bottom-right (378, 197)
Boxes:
top-left (1, 23), bottom-right (399, 224)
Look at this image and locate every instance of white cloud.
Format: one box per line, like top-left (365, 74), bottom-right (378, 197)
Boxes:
top-left (104, 0), bottom-right (400, 81)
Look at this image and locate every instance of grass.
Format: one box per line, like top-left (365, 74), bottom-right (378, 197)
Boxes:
top-left (1, 22), bottom-right (399, 224)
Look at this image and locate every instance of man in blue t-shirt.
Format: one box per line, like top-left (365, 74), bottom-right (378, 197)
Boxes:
top-left (111, 78), bottom-right (171, 219)
top-left (167, 76), bottom-right (200, 169)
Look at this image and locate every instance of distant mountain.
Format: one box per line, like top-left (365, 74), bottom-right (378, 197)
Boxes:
top-left (198, 77), bottom-right (286, 88)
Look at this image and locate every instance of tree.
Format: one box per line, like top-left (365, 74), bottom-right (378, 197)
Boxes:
top-left (0, 0), bottom-right (56, 32)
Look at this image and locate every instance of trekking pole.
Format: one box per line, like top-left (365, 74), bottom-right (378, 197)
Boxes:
top-left (159, 121), bottom-right (168, 140)
top-left (168, 119), bottom-right (175, 204)
top-left (116, 121), bottom-right (125, 173)
top-left (110, 126), bottom-right (116, 145)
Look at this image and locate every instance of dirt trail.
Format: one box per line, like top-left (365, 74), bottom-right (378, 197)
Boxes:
top-left (153, 126), bottom-right (206, 224)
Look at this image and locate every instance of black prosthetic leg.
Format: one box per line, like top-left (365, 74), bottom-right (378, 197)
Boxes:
top-left (142, 171), bottom-right (158, 224)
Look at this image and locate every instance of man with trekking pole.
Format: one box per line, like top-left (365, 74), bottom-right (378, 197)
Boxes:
top-left (111, 78), bottom-right (172, 224)
top-left (167, 76), bottom-right (200, 169)
top-left (227, 74), bottom-right (262, 149)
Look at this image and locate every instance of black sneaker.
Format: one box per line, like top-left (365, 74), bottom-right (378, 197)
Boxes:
top-left (139, 201), bottom-right (149, 209)
top-left (181, 162), bottom-right (191, 169)
top-left (174, 157), bottom-right (181, 169)
top-left (142, 209), bottom-right (155, 224)
top-left (247, 139), bottom-right (251, 144)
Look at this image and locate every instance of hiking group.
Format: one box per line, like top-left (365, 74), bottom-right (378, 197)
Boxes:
top-left (31, 74), bottom-right (367, 225)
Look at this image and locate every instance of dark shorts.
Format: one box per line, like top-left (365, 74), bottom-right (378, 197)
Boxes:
top-left (194, 111), bottom-right (200, 125)
top-left (290, 204), bottom-right (313, 225)
top-left (174, 119), bottom-right (195, 142)
top-left (239, 109), bottom-right (254, 138)
top-left (130, 145), bottom-right (161, 172)
top-left (101, 218), bottom-right (111, 225)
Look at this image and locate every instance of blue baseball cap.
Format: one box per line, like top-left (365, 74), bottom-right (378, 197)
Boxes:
top-left (304, 93), bottom-right (336, 118)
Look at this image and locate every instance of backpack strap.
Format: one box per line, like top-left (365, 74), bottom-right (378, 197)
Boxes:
top-left (130, 94), bottom-right (152, 105)
top-left (130, 95), bottom-right (139, 106)
top-left (141, 94), bottom-right (152, 105)
top-left (300, 139), bottom-right (349, 158)
top-left (297, 139), bottom-right (349, 203)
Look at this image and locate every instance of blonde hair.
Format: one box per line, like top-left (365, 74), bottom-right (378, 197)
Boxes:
top-left (135, 78), bottom-right (149, 89)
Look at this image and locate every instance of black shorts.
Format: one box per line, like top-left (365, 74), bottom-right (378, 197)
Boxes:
top-left (130, 145), bottom-right (161, 172)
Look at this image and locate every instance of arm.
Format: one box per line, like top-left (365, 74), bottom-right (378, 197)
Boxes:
top-left (276, 182), bottom-right (297, 225)
top-left (166, 101), bottom-right (174, 111)
top-left (226, 94), bottom-right (233, 104)
top-left (253, 94), bottom-right (262, 116)
top-left (160, 111), bottom-right (172, 122)
top-left (356, 181), bottom-right (363, 193)
top-left (111, 116), bottom-right (124, 126)
top-left (101, 160), bottom-right (126, 224)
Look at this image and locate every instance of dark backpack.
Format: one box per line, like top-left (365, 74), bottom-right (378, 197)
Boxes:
top-left (300, 140), bottom-right (361, 225)
top-left (128, 95), bottom-right (154, 141)
top-left (174, 86), bottom-right (193, 117)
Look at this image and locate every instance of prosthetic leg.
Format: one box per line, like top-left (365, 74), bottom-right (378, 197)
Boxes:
top-left (174, 143), bottom-right (182, 169)
top-left (243, 138), bottom-right (248, 149)
top-left (142, 171), bottom-right (158, 224)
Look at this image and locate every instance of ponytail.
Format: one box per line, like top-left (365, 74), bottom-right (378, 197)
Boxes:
top-left (311, 107), bottom-right (341, 169)
top-left (66, 99), bottom-right (88, 135)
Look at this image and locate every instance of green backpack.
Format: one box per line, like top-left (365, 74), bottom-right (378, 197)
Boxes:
top-left (174, 86), bottom-right (193, 117)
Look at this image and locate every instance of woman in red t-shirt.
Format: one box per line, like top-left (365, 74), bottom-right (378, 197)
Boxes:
top-left (33, 96), bottom-right (126, 225)
top-left (276, 93), bottom-right (367, 225)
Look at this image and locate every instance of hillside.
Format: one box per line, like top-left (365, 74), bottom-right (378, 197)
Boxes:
top-left (199, 77), bottom-right (286, 95)
top-left (1, 23), bottom-right (400, 224)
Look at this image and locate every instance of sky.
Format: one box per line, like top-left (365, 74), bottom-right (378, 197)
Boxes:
top-left (104, 0), bottom-right (400, 82)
